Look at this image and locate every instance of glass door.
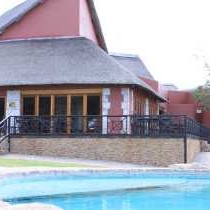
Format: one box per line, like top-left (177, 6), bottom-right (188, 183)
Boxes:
top-left (0, 98), bottom-right (5, 121)
top-left (39, 96), bottom-right (51, 116)
top-left (71, 96), bottom-right (83, 133)
top-left (39, 96), bottom-right (51, 133)
top-left (87, 96), bottom-right (101, 133)
top-left (23, 97), bottom-right (35, 116)
top-left (54, 96), bottom-right (67, 133)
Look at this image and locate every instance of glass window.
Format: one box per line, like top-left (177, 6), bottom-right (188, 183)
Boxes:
top-left (39, 96), bottom-right (51, 116)
top-left (71, 96), bottom-right (83, 116)
top-left (71, 96), bottom-right (83, 132)
top-left (55, 96), bottom-right (67, 115)
top-left (23, 97), bottom-right (35, 115)
top-left (87, 96), bottom-right (100, 115)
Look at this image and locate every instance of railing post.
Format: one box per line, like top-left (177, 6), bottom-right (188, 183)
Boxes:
top-left (199, 124), bottom-right (203, 140)
top-left (183, 116), bottom-right (187, 163)
top-left (7, 116), bottom-right (11, 153)
top-left (209, 128), bottom-right (210, 143)
top-left (102, 115), bottom-right (108, 135)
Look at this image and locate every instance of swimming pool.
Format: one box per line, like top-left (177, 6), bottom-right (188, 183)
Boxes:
top-left (0, 171), bottom-right (210, 210)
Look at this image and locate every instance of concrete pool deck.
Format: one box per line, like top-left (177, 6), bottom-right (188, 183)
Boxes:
top-left (0, 152), bottom-right (210, 171)
top-left (0, 154), bottom-right (151, 168)
top-left (1, 153), bottom-right (210, 175)
top-left (0, 154), bottom-right (157, 177)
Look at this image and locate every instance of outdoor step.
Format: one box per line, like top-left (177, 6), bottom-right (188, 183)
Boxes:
top-left (201, 141), bottom-right (210, 152)
top-left (193, 152), bottom-right (210, 164)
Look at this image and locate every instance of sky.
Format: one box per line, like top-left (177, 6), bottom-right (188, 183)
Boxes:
top-left (0, 0), bottom-right (209, 90)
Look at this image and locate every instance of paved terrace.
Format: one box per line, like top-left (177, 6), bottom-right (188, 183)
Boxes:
top-left (1, 153), bottom-right (210, 175)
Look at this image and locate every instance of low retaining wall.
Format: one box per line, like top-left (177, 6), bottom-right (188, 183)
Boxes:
top-left (9, 137), bottom-right (202, 167)
top-left (0, 139), bottom-right (9, 155)
top-left (187, 138), bottom-right (201, 162)
top-left (200, 141), bottom-right (210, 152)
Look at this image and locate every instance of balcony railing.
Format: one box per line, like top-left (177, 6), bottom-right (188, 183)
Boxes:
top-left (0, 117), bottom-right (10, 143)
top-left (0, 115), bottom-right (209, 141)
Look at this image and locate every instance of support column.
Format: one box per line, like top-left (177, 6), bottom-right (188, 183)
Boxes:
top-left (6, 90), bottom-right (21, 135)
top-left (121, 88), bottom-right (131, 134)
top-left (157, 103), bottom-right (160, 115)
top-left (102, 88), bottom-right (110, 134)
top-left (145, 98), bottom-right (150, 115)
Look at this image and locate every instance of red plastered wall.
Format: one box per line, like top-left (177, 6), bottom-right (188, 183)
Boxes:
top-left (203, 111), bottom-right (210, 128)
top-left (168, 104), bottom-right (196, 119)
top-left (108, 88), bottom-right (123, 116)
top-left (0, 0), bottom-right (99, 46)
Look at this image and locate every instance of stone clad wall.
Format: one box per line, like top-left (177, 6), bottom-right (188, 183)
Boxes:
top-left (9, 138), bottom-right (202, 166)
top-left (0, 139), bottom-right (9, 154)
top-left (7, 137), bottom-right (203, 166)
top-left (187, 138), bottom-right (201, 162)
top-left (200, 141), bottom-right (210, 152)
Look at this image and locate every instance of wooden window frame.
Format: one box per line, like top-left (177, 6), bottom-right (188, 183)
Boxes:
top-left (21, 91), bottom-right (102, 134)
top-left (21, 90), bottom-right (102, 117)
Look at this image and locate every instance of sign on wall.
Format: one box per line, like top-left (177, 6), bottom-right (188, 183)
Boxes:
top-left (6, 91), bottom-right (21, 117)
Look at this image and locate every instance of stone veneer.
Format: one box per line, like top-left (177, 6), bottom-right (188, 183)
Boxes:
top-left (9, 137), bottom-right (202, 167)
top-left (200, 141), bottom-right (210, 152)
top-left (187, 138), bottom-right (201, 162)
top-left (0, 139), bottom-right (9, 155)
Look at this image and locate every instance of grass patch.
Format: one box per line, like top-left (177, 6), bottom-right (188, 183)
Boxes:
top-left (0, 158), bottom-right (92, 168)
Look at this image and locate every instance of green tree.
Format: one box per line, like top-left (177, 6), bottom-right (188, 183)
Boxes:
top-left (193, 55), bottom-right (210, 110)
top-left (193, 87), bottom-right (210, 110)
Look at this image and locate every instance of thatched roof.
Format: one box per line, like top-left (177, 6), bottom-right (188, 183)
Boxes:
top-left (0, 37), bottom-right (165, 101)
top-left (110, 53), bottom-right (154, 80)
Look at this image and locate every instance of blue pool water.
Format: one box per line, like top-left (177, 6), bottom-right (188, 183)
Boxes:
top-left (0, 172), bottom-right (210, 210)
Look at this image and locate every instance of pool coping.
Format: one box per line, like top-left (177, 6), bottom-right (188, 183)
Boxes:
top-left (1, 167), bottom-right (210, 179)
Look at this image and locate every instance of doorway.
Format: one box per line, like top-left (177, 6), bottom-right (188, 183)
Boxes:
top-left (0, 98), bottom-right (5, 121)
top-left (23, 97), bottom-right (35, 115)
top-left (39, 96), bottom-right (51, 116)
top-left (39, 96), bottom-right (51, 133)
top-left (87, 96), bottom-right (100, 115)
top-left (54, 96), bottom-right (67, 133)
top-left (71, 96), bottom-right (83, 132)
top-left (87, 96), bottom-right (101, 132)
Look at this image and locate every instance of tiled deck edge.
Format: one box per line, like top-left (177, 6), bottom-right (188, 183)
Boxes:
top-left (1, 168), bottom-right (210, 179)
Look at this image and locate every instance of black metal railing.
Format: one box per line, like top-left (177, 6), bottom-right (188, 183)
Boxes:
top-left (131, 115), bottom-right (186, 138)
top-left (8, 115), bottom-right (130, 136)
top-left (186, 117), bottom-right (210, 140)
top-left (0, 115), bottom-right (209, 140)
top-left (0, 117), bottom-right (10, 144)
